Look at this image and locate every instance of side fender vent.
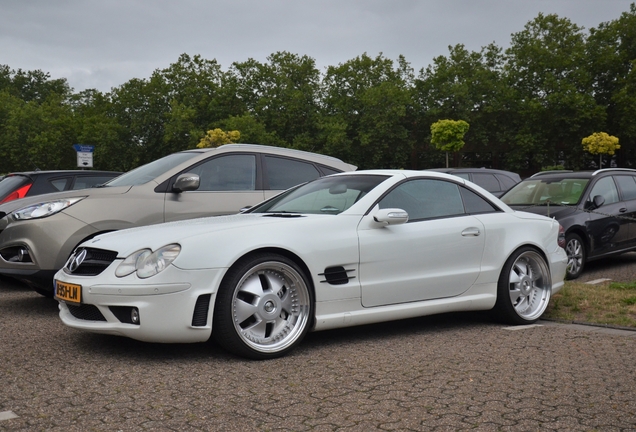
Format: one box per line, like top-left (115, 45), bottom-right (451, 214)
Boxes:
top-left (319, 266), bottom-right (355, 285)
top-left (192, 294), bottom-right (212, 326)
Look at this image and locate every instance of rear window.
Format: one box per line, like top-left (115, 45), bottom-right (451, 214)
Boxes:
top-left (0, 176), bottom-right (31, 199)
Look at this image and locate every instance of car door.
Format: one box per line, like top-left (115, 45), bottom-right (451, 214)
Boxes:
top-left (164, 153), bottom-right (265, 222)
top-left (613, 174), bottom-right (636, 250)
top-left (358, 178), bottom-right (486, 307)
top-left (585, 175), bottom-right (628, 257)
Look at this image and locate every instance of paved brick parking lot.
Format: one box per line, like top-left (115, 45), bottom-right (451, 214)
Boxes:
top-left (1, 274), bottom-right (636, 431)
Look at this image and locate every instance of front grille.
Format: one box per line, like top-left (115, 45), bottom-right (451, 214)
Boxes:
top-left (64, 247), bottom-right (118, 276)
top-left (192, 294), bottom-right (211, 326)
top-left (67, 304), bottom-right (107, 321)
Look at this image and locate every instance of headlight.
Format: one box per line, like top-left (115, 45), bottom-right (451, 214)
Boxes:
top-left (115, 244), bottom-right (181, 279)
top-left (12, 197), bottom-right (86, 220)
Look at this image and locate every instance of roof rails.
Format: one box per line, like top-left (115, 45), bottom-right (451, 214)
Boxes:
top-left (591, 168), bottom-right (636, 175)
top-left (530, 170), bottom-right (574, 177)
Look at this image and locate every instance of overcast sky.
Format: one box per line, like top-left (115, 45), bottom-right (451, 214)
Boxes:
top-left (1, 0), bottom-right (634, 93)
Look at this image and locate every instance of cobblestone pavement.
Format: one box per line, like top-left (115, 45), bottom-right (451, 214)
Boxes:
top-left (1, 274), bottom-right (636, 431)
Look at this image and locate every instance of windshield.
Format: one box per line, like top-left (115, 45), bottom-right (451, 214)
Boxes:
top-left (250, 174), bottom-right (390, 215)
top-left (102, 152), bottom-right (201, 187)
top-left (501, 178), bottom-right (589, 206)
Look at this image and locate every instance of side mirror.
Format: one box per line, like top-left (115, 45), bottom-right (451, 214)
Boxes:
top-left (586, 194), bottom-right (605, 210)
top-left (173, 173), bottom-right (200, 193)
top-left (372, 208), bottom-right (409, 226)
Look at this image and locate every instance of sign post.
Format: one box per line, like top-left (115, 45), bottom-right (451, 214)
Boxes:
top-left (73, 144), bottom-right (94, 168)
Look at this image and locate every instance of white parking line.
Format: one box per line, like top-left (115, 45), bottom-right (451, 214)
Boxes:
top-left (502, 324), bottom-right (544, 331)
top-left (0, 411), bottom-right (18, 421)
top-left (585, 278), bottom-right (612, 284)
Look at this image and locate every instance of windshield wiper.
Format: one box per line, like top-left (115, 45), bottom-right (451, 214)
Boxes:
top-left (262, 212), bottom-right (303, 218)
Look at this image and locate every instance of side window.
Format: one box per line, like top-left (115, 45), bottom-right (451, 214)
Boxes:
top-left (379, 179), bottom-right (465, 221)
top-left (472, 173), bottom-right (501, 193)
top-left (188, 154), bottom-right (256, 191)
top-left (614, 175), bottom-right (636, 201)
top-left (496, 174), bottom-right (517, 191)
top-left (49, 178), bottom-right (69, 191)
top-left (264, 156), bottom-right (321, 190)
top-left (460, 187), bottom-right (498, 214)
top-left (72, 176), bottom-right (116, 190)
top-left (588, 176), bottom-right (619, 205)
top-left (317, 165), bottom-right (341, 176)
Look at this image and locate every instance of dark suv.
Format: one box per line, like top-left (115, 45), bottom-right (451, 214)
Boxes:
top-left (500, 169), bottom-right (636, 279)
top-left (0, 170), bottom-right (122, 203)
top-left (427, 168), bottom-right (521, 197)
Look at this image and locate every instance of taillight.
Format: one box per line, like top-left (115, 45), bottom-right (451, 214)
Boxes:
top-left (557, 224), bottom-right (566, 249)
top-left (0, 184), bottom-right (32, 203)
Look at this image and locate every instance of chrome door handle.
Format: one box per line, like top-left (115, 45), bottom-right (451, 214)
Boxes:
top-left (462, 227), bottom-right (481, 237)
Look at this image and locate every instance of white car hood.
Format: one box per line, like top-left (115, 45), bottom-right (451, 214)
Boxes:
top-left (82, 213), bottom-right (318, 256)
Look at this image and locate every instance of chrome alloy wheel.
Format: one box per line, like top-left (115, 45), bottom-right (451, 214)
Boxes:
top-left (507, 250), bottom-right (551, 321)
top-left (231, 261), bottom-right (312, 354)
top-left (565, 236), bottom-right (584, 278)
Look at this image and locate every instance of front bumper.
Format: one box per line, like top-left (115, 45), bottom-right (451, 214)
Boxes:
top-left (0, 213), bottom-right (97, 289)
top-left (55, 264), bottom-right (227, 343)
top-left (549, 247), bottom-right (568, 295)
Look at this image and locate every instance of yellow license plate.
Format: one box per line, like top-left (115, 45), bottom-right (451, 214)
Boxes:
top-left (54, 280), bottom-right (82, 304)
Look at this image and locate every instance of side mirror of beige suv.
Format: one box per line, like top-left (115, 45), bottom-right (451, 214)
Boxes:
top-left (172, 173), bottom-right (200, 193)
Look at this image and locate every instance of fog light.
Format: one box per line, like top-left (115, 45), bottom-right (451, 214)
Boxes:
top-left (131, 308), bottom-right (140, 324)
top-left (17, 247), bottom-right (29, 262)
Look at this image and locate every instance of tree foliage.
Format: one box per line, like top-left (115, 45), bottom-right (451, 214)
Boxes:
top-left (430, 119), bottom-right (470, 167)
top-left (0, 5), bottom-right (635, 176)
top-left (197, 128), bottom-right (240, 148)
top-left (582, 132), bottom-right (620, 167)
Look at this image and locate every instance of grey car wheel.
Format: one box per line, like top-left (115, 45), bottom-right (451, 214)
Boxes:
top-left (494, 247), bottom-right (552, 325)
top-left (213, 253), bottom-right (313, 360)
top-left (565, 233), bottom-right (585, 280)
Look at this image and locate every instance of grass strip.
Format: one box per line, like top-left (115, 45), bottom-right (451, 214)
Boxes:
top-left (544, 280), bottom-right (636, 328)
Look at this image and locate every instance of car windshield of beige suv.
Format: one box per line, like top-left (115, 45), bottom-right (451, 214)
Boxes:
top-left (501, 178), bottom-right (590, 206)
top-left (100, 152), bottom-right (200, 187)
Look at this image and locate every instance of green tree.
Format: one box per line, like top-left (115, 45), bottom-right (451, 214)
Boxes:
top-left (586, 4), bottom-right (636, 167)
top-left (414, 43), bottom-right (509, 168)
top-left (320, 53), bottom-right (415, 169)
top-left (196, 128), bottom-right (240, 148)
top-left (0, 66), bottom-right (80, 172)
top-left (582, 132), bottom-right (620, 168)
top-left (216, 114), bottom-right (285, 147)
top-left (229, 52), bottom-right (322, 149)
top-left (504, 13), bottom-right (605, 173)
top-left (430, 119), bottom-right (470, 167)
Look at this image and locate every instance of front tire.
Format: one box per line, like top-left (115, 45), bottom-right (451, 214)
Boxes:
top-left (494, 247), bottom-right (552, 325)
top-left (213, 253), bottom-right (314, 360)
top-left (565, 233), bottom-right (585, 280)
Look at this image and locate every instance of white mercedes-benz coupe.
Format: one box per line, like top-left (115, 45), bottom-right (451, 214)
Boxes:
top-left (54, 170), bottom-right (568, 359)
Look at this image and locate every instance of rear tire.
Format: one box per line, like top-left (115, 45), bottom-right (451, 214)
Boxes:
top-left (213, 253), bottom-right (314, 360)
top-left (565, 233), bottom-right (585, 280)
top-left (493, 247), bottom-right (552, 325)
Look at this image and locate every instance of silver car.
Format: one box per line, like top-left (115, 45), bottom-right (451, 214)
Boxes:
top-left (0, 144), bottom-right (356, 295)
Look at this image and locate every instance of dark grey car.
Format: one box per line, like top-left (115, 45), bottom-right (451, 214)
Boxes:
top-left (500, 168), bottom-right (636, 279)
top-left (0, 170), bottom-right (122, 203)
top-left (426, 168), bottom-right (521, 197)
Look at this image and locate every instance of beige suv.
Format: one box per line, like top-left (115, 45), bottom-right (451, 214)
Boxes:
top-left (0, 144), bottom-right (356, 295)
